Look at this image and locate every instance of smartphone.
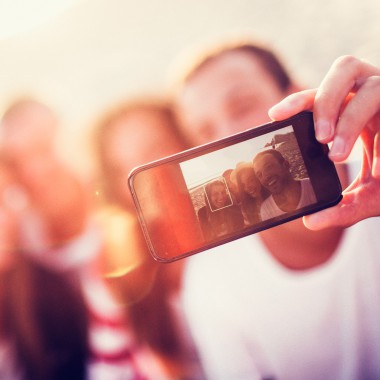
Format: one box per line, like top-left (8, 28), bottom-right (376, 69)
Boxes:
top-left (129, 111), bottom-right (342, 262)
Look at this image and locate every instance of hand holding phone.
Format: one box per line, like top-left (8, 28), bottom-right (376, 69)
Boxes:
top-left (269, 56), bottom-right (380, 230)
top-left (129, 111), bottom-right (342, 262)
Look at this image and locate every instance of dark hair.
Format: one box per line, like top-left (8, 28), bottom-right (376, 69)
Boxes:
top-left (0, 255), bottom-right (89, 380)
top-left (179, 41), bottom-right (292, 92)
top-left (252, 149), bottom-right (287, 166)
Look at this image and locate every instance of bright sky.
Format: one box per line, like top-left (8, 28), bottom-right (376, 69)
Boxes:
top-left (0, 0), bottom-right (81, 39)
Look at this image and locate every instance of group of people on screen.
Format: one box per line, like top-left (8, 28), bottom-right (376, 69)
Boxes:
top-left (197, 148), bottom-right (316, 242)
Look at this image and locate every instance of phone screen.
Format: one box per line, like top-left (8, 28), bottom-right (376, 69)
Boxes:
top-left (129, 112), bottom-right (342, 262)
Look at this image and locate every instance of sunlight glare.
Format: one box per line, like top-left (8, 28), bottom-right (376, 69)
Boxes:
top-left (0, 0), bottom-right (81, 39)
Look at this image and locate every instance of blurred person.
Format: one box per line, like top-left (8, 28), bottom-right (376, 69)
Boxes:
top-left (252, 149), bottom-right (316, 219)
top-left (0, 98), bottom-right (148, 379)
top-left (0, 158), bottom-right (89, 380)
top-left (95, 98), bottom-right (189, 211)
top-left (93, 98), bottom-right (205, 379)
top-left (0, 98), bottom-right (88, 249)
top-left (172, 40), bottom-right (380, 380)
top-left (222, 168), bottom-right (241, 205)
top-left (197, 178), bottom-right (244, 241)
top-left (234, 162), bottom-right (268, 225)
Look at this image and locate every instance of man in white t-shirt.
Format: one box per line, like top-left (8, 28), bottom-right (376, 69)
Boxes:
top-left (173, 40), bottom-right (380, 379)
top-left (252, 149), bottom-right (316, 220)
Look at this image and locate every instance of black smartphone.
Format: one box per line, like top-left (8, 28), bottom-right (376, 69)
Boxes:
top-left (129, 111), bottom-right (342, 262)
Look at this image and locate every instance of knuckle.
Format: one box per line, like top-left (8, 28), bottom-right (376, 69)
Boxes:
top-left (333, 55), bottom-right (360, 70)
top-left (363, 75), bottom-right (380, 91)
top-left (335, 54), bottom-right (360, 66)
top-left (359, 76), bottom-right (380, 114)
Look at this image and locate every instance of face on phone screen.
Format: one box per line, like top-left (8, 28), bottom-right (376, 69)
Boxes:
top-left (129, 112), bottom-right (342, 262)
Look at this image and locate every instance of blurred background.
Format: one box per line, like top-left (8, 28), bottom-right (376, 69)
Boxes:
top-left (1, 0), bottom-right (379, 175)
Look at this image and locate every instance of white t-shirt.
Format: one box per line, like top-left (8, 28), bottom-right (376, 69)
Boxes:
top-left (182, 216), bottom-right (380, 380)
top-left (260, 178), bottom-right (317, 220)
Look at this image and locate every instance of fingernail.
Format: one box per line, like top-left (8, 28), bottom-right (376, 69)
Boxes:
top-left (316, 119), bottom-right (332, 142)
top-left (329, 136), bottom-right (346, 160)
top-left (268, 104), bottom-right (281, 119)
top-left (303, 214), bottom-right (320, 230)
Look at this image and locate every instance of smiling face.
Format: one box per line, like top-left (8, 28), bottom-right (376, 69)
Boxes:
top-left (176, 51), bottom-right (289, 146)
top-left (208, 182), bottom-right (229, 209)
top-left (253, 152), bottom-right (292, 195)
top-left (239, 167), bottom-right (262, 199)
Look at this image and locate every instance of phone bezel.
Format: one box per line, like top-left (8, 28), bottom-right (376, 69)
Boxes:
top-left (129, 111), bottom-right (343, 262)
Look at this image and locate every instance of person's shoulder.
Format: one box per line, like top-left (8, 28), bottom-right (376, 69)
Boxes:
top-left (299, 177), bottom-right (311, 185)
top-left (298, 177), bottom-right (314, 194)
top-left (337, 217), bottom-right (380, 271)
top-left (348, 215), bottom-right (380, 237)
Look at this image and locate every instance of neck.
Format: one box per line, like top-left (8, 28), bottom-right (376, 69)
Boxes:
top-left (259, 219), bottom-right (344, 270)
top-left (272, 179), bottom-right (301, 212)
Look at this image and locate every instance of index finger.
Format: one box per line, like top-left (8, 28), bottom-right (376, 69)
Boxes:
top-left (313, 56), bottom-right (380, 152)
